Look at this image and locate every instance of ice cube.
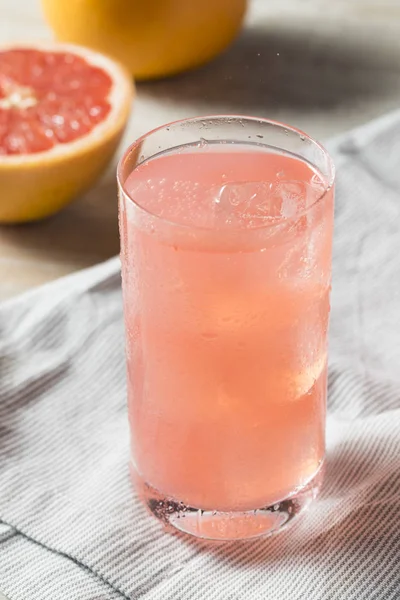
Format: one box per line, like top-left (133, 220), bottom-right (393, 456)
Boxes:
top-left (276, 181), bottom-right (308, 218)
top-left (292, 352), bottom-right (327, 398)
top-left (212, 180), bottom-right (311, 229)
top-left (212, 181), bottom-right (286, 228)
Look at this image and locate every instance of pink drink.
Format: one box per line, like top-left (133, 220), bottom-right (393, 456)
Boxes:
top-left (118, 117), bottom-right (334, 540)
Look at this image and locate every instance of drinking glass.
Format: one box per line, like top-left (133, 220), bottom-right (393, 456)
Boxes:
top-left (118, 116), bottom-right (335, 540)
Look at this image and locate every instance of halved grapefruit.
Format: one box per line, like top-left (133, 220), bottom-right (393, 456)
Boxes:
top-left (0, 42), bottom-right (134, 223)
top-left (41, 0), bottom-right (247, 80)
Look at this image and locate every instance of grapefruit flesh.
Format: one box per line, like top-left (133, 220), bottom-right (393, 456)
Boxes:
top-left (0, 49), bottom-right (113, 154)
top-left (0, 43), bottom-right (134, 222)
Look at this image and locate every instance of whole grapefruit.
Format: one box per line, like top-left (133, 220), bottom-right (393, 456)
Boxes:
top-left (0, 42), bottom-right (134, 223)
top-left (41, 0), bottom-right (248, 80)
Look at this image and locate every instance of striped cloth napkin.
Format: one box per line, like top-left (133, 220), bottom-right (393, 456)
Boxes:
top-left (1, 111), bottom-right (400, 600)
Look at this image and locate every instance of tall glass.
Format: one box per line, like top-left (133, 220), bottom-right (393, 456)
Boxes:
top-left (118, 116), bottom-right (335, 541)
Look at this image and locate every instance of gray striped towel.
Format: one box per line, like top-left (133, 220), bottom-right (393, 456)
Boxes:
top-left (1, 111), bottom-right (400, 600)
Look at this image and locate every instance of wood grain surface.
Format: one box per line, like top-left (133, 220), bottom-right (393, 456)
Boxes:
top-left (1, 0), bottom-right (400, 300)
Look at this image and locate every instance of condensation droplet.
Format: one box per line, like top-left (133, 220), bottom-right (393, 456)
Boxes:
top-left (221, 315), bottom-right (232, 323)
top-left (201, 332), bottom-right (218, 340)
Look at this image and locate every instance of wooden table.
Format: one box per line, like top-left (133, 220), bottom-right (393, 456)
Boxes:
top-left (1, 0), bottom-right (400, 300)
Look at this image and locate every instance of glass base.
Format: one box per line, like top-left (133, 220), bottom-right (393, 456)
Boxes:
top-left (134, 464), bottom-right (324, 541)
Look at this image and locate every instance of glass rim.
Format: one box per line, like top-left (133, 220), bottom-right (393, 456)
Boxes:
top-left (117, 114), bottom-right (336, 233)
